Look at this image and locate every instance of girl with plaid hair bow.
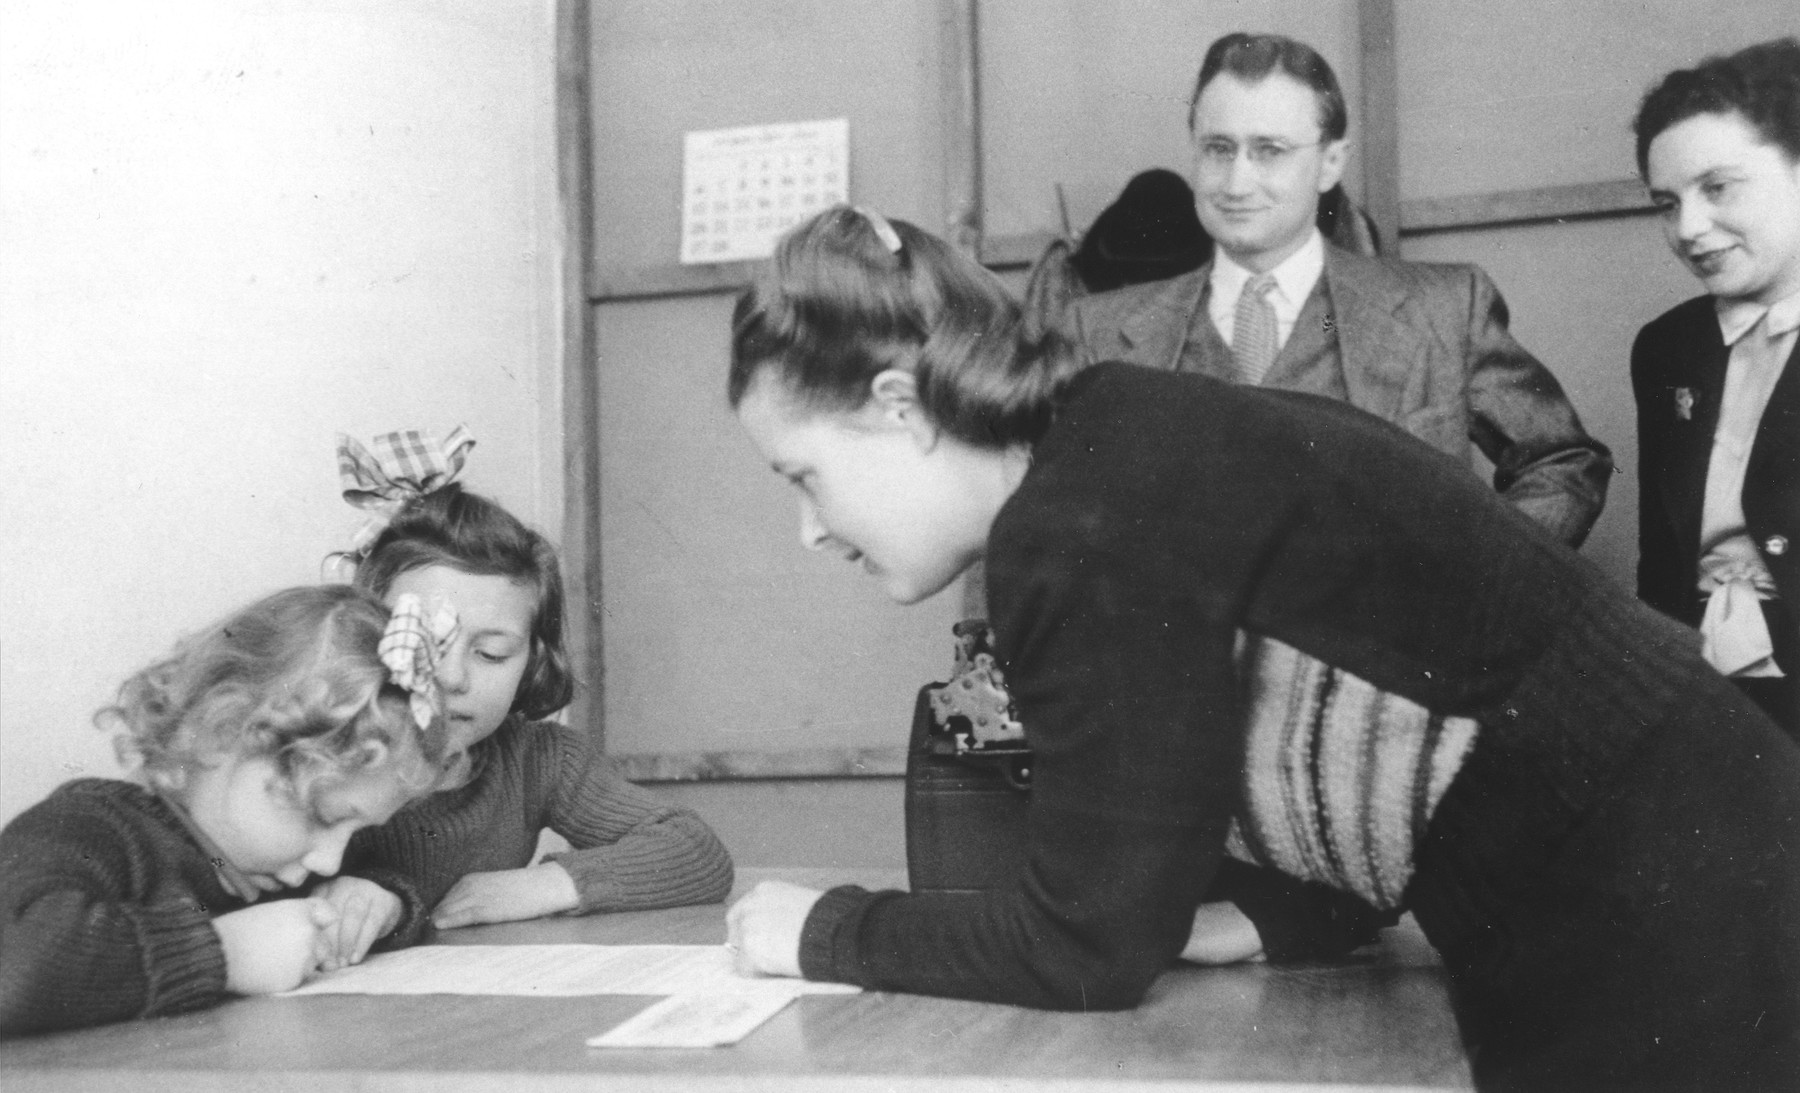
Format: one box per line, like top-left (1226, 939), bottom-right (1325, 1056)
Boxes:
top-left (308, 427), bottom-right (733, 969)
top-left (0, 585), bottom-right (459, 1035)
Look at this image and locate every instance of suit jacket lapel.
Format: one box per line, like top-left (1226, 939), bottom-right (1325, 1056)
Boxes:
top-left (1319, 247), bottom-right (1429, 422)
top-left (1660, 314), bottom-right (1729, 557)
top-left (1746, 333), bottom-right (1800, 547)
top-left (1115, 266), bottom-right (1210, 372)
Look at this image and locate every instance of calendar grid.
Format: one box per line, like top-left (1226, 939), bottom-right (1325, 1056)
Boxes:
top-left (680, 119), bottom-right (849, 265)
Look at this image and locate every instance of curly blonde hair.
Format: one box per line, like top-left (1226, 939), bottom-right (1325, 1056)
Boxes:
top-left (98, 584), bottom-right (456, 800)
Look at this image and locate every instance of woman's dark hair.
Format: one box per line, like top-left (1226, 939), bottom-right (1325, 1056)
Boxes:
top-left (1188, 32), bottom-right (1348, 141)
top-left (727, 205), bottom-right (1080, 449)
top-left (1634, 37), bottom-right (1800, 177)
top-left (353, 485), bottom-right (574, 721)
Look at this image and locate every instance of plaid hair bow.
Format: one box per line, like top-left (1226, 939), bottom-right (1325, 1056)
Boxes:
top-left (333, 424), bottom-right (476, 561)
top-left (379, 593), bottom-right (460, 731)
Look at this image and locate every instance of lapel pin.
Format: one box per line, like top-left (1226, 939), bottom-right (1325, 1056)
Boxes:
top-left (1674, 387), bottom-right (1695, 421)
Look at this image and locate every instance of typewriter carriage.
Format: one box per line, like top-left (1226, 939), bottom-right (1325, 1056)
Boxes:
top-left (904, 619), bottom-right (1035, 893)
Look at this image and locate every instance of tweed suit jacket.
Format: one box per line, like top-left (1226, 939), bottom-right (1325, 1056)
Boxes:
top-left (1631, 295), bottom-right (1800, 655)
top-left (1062, 243), bottom-right (1612, 546)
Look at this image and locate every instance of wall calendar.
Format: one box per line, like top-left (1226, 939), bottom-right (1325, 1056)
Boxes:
top-left (680, 118), bottom-right (849, 264)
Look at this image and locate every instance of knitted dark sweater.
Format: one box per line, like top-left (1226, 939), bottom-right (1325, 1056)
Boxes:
top-left (1, 779), bottom-right (246, 1035)
top-left (797, 364), bottom-right (1780, 1017)
top-left (345, 718), bottom-right (733, 946)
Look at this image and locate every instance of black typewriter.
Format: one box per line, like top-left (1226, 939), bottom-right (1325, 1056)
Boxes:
top-left (904, 619), bottom-right (1034, 894)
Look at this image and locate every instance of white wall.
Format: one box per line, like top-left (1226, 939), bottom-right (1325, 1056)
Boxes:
top-left (0, 0), bottom-right (563, 824)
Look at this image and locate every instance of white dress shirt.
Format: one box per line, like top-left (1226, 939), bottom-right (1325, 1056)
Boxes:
top-left (1208, 229), bottom-right (1326, 365)
top-left (1697, 287), bottom-right (1799, 678)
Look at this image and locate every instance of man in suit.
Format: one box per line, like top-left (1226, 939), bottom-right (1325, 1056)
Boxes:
top-left (1063, 33), bottom-right (1611, 547)
top-left (1632, 38), bottom-right (1800, 740)
top-left (1053, 31), bottom-right (1612, 967)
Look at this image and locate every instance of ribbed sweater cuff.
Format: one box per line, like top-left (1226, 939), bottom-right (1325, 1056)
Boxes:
top-left (356, 868), bottom-right (434, 951)
top-left (547, 822), bottom-right (733, 913)
top-left (140, 904), bottom-right (229, 1013)
top-left (548, 849), bottom-right (626, 913)
top-left (797, 885), bottom-right (874, 984)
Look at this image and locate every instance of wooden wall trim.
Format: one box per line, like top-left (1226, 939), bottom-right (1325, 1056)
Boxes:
top-left (585, 175), bottom-right (1660, 304)
top-left (1399, 177), bottom-right (1655, 236)
top-left (585, 232), bottom-right (1049, 302)
top-left (557, 0), bottom-right (605, 749)
top-left (941, 0), bottom-right (988, 621)
top-left (1356, 0), bottom-right (1401, 250)
top-left (591, 260), bottom-right (760, 303)
top-left (614, 746), bottom-right (909, 783)
top-left (972, 179), bottom-right (1656, 275)
top-left (980, 230), bottom-right (1057, 271)
top-left (939, 0), bottom-right (982, 251)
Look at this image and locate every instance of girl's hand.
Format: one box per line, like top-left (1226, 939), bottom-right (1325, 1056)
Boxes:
top-left (431, 863), bottom-right (579, 930)
top-left (1178, 901), bottom-right (1266, 965)
top-left (310, 877), bottom-right (402, 970)
top-left (725, 880), bottom-right (824, 979)
top-left (213, 898), bottom-right (338, 995)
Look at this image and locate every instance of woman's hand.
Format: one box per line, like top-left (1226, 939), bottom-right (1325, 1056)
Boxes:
top-left (431, 863), bottom-right (579, 930)
top-left (724, 880), bottom-right (824, 978)
top-left (310, 876), bottom-right (402, 970)
top-left (212, 898), bottom-right (338, 995)
top-left (1178, 901), bottom-right (1266, 965)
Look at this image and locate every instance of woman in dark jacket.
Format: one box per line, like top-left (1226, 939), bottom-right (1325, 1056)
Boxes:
top-left (1631, 38), bottom-right (1800, 740)
top-left (725, 205), bottom-right (1799, 1092)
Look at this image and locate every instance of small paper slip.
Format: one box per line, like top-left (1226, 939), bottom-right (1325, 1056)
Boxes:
top-left (588, 991), bottom-right (794, 1049)
top-left (282, 945), bottom-right (860, 998)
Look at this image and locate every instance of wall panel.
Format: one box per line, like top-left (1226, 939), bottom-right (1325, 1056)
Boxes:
top-left (1396, 2), bottom-right (1796, 202)
top-left (590, 0), bottom-right (951, 285)
top-left (588, 2), bottom-right (961, 767)
top-left (1392, 6), bottom-right (1793, 588)
top-left (595, 296), bottom-right (959, 759)
top-left (979, 0), bottom-right (1363, 248)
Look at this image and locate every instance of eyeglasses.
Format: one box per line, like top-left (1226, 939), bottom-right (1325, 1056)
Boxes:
top-left (1194, 136), bottom-right (1325, 172)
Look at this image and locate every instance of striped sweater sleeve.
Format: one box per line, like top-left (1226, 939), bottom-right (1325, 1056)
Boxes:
top-left (535, 725), bottom-right (734, 912)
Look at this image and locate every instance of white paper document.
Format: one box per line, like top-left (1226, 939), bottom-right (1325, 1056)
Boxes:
top-left (587, 992), bottom-right (796, 1049)
top-left (283, 944), bottom-right (861, 998)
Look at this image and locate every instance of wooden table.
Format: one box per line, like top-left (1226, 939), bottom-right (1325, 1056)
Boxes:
top-left (0, 868), bottom-right (1472, 1092)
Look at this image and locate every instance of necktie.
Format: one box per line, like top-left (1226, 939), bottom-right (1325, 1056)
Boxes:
top-left (1231, 273), bottom-right (1279, 385)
